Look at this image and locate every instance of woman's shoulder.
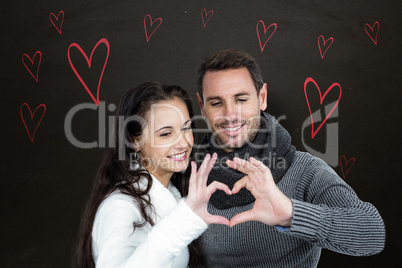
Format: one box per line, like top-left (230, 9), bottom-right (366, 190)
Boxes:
top-left (95, 190), bottom-right (141, 222)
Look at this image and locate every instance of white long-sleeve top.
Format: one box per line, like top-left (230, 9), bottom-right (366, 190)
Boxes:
top-left (92, 174), bottom-right (208, 268)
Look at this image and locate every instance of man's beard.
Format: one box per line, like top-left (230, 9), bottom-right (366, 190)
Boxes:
top-left (211, 116), bottom-right (261, 151)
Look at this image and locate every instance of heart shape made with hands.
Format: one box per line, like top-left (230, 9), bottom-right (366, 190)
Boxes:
top-left (223, 157), bottom-right (293, 228)
top-left (194, 155), bottom-right (292, 227)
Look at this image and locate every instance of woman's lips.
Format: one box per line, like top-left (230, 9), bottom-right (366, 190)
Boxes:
top-left (168, 151), bottom-right (187, 161)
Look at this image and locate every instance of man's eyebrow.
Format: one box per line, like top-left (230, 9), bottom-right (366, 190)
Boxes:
top-left (234, 93), bottom-right (250, 97)
top-left (206, 96), bottom-right (222, 102)
top-left (206, 92), bottom-right (250, 102)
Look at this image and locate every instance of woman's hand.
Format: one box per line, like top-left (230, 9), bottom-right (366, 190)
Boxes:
top-left (185, 153), bottom-right (232, 225)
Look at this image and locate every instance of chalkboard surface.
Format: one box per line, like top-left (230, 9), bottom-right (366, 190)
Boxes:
top-left (1, 0), bottom-right (400, 267)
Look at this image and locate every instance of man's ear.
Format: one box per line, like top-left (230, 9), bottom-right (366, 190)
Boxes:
top-left (196, 92), bottom-right (206, 117)
top-left (259, 83), bottom-right (268, 111)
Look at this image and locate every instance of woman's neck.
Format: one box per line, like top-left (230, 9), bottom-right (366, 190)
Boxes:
top-left (149, 169), bottom-right (173, 188)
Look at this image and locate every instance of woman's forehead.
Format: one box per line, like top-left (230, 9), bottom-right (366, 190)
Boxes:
top-left (147, 98), bottom-right (190, 127)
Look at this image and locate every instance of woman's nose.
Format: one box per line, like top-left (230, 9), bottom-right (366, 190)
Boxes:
top-left (175, 131), bottom-right (191, 149)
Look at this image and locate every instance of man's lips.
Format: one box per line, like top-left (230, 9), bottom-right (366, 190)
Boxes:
top-left (220, 124), bottom-right (245, 136)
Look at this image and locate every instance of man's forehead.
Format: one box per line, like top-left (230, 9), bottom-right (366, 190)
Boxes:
top-left (202, 68), bottom-right (256, 96)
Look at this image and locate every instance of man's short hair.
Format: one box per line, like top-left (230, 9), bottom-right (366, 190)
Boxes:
top-left (197, 48), bottom-right (264, 101)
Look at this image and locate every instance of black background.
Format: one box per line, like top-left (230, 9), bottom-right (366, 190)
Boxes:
top-left (1, 0), bottom-right (400, 267)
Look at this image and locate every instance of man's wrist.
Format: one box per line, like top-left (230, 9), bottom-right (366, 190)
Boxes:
top-left (276, 225), bottom-right (290, 231)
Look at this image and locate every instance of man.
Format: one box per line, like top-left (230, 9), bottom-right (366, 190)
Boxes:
top-left (195, 49), bottom-right (385, 267)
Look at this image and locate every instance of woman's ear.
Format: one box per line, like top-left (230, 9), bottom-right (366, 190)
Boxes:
top-left (129, 136), bottom-right (141, 152)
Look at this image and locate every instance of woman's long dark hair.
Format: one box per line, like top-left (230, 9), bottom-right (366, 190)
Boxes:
top-left (74, 82), bottom-right (200, 268)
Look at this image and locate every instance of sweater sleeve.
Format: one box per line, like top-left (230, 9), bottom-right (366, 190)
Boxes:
top-left (285, 160), bottom-right (385, 256)
top-left (92, 197), bottom-right (208, 268)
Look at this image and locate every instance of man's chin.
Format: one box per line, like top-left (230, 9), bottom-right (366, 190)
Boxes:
top-left (213, 133), bottom-right (246, 150)
top-left (219, 139), bottom-right (246, 151)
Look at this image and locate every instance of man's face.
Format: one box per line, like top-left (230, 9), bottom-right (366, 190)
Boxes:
top-left (197, 67), bottom-right (267, 152)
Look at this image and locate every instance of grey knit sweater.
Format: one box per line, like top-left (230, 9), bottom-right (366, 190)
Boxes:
top-left (198, 151), bottom-right (385, 267)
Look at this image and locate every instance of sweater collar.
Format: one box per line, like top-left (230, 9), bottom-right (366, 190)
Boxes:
top-left (139, 173), bottom-right (182, 219)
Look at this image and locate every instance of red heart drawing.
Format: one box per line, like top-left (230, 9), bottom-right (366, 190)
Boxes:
top-left (201, 8), bottom-right (214, 28)
top-left (49, 10), bottom-right (64, 34)
top-left (340, 155), bottom-right (355, 179)
top-left (318, 35), bottom-right (333, 59)
top-left (144, 14), bottom-right (162, 42)
top-left (20, 103), bottom-right (46, 143)
top-left (304, 77), bottom-right (342, 139)
top-left (256, 20), bottom-right (277, 52)
top-left (364, 21), bottom-right (380, 45)
top-left (22, 51), bottom-right (42, 83)
top-left (67, 38), bottom-right (110, 106)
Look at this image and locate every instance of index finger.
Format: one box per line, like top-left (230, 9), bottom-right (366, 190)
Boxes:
top-left (249, 157), bottom-right (269, 171)
top-left (199, 152), bottom-right (217, 176)
top-left (226, 157), bottom-right (254, 175)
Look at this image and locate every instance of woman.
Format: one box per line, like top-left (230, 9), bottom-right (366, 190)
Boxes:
top-left (75, 82), bottom-right (231, 267)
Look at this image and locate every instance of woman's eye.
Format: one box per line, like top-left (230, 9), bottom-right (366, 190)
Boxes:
top-left (160, 132), bottom-right (172, 137)
top-left (182, 126), bottom-right (191, 131)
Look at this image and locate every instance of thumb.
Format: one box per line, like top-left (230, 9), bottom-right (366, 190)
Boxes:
top-left (232, 176), bottom-right (248, 194)
top-left (229, 210), bottom-right (256, 227)
top-left (205, 214), bottom-right (230, 226)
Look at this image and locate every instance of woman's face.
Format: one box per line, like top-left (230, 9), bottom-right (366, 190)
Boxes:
top-left (137, 97), bottom-right (193, 184)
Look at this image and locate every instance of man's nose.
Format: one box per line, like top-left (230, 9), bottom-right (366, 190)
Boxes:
top-left (223, 103), bottom-right (239, 122)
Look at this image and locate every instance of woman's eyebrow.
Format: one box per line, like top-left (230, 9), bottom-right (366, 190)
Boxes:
top-left (182, 119), bottom-right (191, 126)
top-left (154, 119), bottom-right (191, 133)
top-left (154, 125), bottom-right (172, 134)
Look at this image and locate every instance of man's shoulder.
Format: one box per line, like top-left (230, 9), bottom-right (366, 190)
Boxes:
top-left (290, 151), bottom-right (336, 176)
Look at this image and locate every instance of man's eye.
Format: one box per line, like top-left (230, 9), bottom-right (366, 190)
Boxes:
top-left (238, 98), bottom-right (247, 102)
top-left (210, 102), bottom-right (222, 106)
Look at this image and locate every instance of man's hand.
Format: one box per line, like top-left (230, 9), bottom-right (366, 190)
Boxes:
top-left (226, 156), bottom-right (293, 228)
